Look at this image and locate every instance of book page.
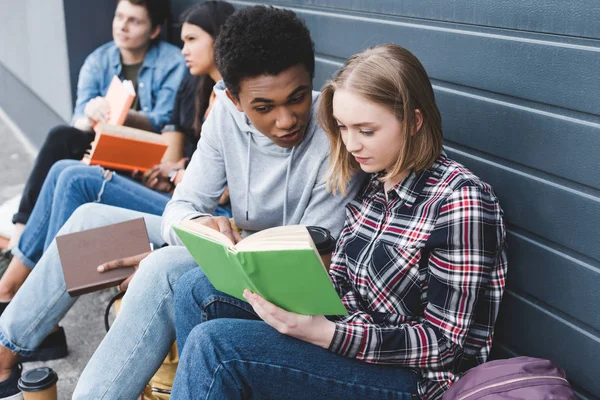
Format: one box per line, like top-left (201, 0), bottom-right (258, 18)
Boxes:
top-left (235, 225), bottom-right (314, 253)
top-left (237, 225), bottom-right (308, 245)
top-left (96, 123), bottom-right (166, 144)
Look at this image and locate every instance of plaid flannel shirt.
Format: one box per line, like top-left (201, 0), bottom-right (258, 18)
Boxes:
top-left (327, 153), bottom-right (508, 400)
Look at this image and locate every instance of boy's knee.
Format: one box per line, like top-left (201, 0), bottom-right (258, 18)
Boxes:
top-left (187, 320), bottom-right (226, 351)
top-left (136, 246), bottom-right (195, 288)
top-left (173, 268), bottom-right (210, 310)
top-left (60, 203), bottom-right (109, 235)
top-left (47, 159), bottom-right (80, 181)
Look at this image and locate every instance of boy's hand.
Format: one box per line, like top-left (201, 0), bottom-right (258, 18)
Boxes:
top-left (189, 216), bottom-right (242, 245)
top-left (97, 251), bottom-right (152, 291)
top-left (84, 97), bottom-right (110, 124)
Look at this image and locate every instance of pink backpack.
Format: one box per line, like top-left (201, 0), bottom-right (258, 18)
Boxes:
top-left (443, 356), bottom-right (577, 399)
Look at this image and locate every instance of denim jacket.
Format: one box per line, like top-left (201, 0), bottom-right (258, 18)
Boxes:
top-left (71, 40), bottom-right (185, 133)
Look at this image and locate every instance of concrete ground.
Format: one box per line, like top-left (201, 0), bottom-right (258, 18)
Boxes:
top-left (0, 109), bottom-right (117, 399)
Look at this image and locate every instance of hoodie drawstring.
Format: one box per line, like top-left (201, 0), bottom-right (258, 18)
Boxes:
top-left (244, 132), bottom-right (295, 226)
top-left (245, 132), bottom-right (251, 220)
top-left (283, 146), bottom-right (295, 226)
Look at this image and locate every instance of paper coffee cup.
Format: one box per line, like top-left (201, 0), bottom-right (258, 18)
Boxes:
top-left (307, 226), bottom-right (336, 270)
top-left (18, 367), bottom-right (58, 400)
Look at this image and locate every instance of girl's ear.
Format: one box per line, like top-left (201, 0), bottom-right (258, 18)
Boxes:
top-left (413, 109), bottom-right (424, 135)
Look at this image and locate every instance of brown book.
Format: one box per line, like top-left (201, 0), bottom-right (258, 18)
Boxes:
top-left (56, 218), bottom-right (151, 296)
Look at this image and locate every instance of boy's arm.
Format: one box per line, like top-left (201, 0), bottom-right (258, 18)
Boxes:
top-left (161, 105), bottom-right (227, 245)
top-left (71, 52), bottom-right (103, 130)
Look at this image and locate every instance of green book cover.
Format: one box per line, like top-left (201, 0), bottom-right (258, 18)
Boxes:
top-left (173, 225), bottom-right (348, 316)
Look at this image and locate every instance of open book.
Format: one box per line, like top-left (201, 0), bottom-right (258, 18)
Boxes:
top-left (173, 222), bottom-right (348, 316)
top-left (103, 75), bottom-right (136, 126)
top-left (82, 123), bottom-right (167, 172)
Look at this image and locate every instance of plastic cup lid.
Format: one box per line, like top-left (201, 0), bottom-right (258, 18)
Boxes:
top-left (307, 226), bottom-right (336, 255)
top-left (17, 367), bottom-right (58, 392)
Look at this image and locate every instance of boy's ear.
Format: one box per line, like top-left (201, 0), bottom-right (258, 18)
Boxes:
top-left (149, 25), bottom-right (161, 41)
top-left (413, 109), bottom-right (424, 135)
top-left (226, 88), bottom-right (244, 113)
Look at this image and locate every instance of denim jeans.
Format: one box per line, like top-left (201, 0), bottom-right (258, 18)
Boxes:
top-left (12, 125), bottom-right (95, 225)
top-left (13, 159), bottom-right (231, 269)
top-left (171, 268), bottom-right (420, 400)
top-left (0, 204), bottom-right (164, 355)
top-left (13, 159), bottom-right (170, 268)
top-left (0, 204), bottom-right (203, 398)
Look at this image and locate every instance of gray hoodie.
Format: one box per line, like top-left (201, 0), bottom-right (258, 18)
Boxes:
top-left (162, 81), bottom-right (365, 245)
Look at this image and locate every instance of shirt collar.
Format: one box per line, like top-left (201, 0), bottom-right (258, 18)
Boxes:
top-left (364, 152), bottom-right (446, 208)
top-left (109, 41), bottom-right (158, 72)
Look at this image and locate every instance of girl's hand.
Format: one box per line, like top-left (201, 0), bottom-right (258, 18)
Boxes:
top-left (243, 290), bottom-right (336, 349)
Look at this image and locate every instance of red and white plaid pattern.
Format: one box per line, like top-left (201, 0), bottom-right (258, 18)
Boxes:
top-left (328, 153), bottom-right (508, 400)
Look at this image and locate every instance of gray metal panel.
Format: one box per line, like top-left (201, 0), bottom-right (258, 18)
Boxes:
top-left (447, 147), bottom-right (600, 262)
top-left (258, 0), bottom-right (600, 40)
top-left (292, 7), bottom-right (600, 116)
top-left (494, 292), bottom-right (600, 396)
top-left (316, 58), bottom-right (600, 191)
top-left (506, 230), bottom-right (600, 332)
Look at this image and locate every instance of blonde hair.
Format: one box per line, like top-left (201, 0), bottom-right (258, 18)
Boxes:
top-left (318, 44), bottom-right (443, 195)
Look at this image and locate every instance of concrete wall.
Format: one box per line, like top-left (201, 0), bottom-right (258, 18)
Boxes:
top-left (0, 0), bottom-right (72, 121)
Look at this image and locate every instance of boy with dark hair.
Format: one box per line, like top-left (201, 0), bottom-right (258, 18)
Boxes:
top-left (0, 5), bottom-right (364, 399)
top-left (3, 0), bottom-right (185, 256)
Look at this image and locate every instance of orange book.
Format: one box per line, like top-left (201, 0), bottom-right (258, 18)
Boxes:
top-left (82, 123), bottom-right (167, 172)
top-left (103, 75), bottom-right (136, 126)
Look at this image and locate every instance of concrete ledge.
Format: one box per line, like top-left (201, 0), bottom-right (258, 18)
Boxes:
top-left (0, 61), bottom-right (66, 149)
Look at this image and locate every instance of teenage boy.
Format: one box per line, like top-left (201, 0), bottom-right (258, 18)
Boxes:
top-left (0, 5), bottom-right (365, 399)
top-left (2, 0), bottom-right (185, 257)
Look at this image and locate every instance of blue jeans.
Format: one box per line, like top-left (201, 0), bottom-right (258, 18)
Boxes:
top-left (0, 204), bottom-right (202, 398)
top-left (171, 268), bottom-right (420, 400)
top-left (13, 159), bottom-right (231, 268)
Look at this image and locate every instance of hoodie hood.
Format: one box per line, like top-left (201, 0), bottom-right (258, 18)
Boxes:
top-left (213, 80), bottom-right (320, 226)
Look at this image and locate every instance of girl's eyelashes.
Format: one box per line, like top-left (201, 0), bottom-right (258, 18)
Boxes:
top-left (360, 130), bottom-right (374, 136)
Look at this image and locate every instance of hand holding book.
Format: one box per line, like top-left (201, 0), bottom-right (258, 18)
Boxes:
top-left (97, 250), bottom-right (152, 291)
top-left (243, 289), bottom-right (337, 349)
top-left (84, 97), bottom-right (111, 125)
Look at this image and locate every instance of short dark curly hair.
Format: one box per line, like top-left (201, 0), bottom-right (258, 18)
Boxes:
top-left (215, 5), bottom-right (315, 97)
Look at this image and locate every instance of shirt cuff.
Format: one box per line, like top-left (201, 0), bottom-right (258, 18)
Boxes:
top-left (328, 322), bottom-right (364, 358)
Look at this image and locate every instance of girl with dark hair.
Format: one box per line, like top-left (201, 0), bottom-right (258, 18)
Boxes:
top-left (0, 3), bottom-right (235, 391)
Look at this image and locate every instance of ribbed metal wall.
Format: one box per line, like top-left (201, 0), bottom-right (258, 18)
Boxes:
top-left (173, 1), bottom-right (600, 397)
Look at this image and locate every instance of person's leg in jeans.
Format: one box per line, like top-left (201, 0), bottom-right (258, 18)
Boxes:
top-left (0, 204), bottom-right (164, 382)
top-left (12, 125), bottom-right (95, 228)
top-left (173, 268), bottom-right (259, 354)
top-left (0, 160), bottom-right (170, 302)
top-left (72, 245), bottom-right (199, 399)
top-left (8, 125), bottom-right (94, 253)
top-left (171, 321), bottom-right (419, 400)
